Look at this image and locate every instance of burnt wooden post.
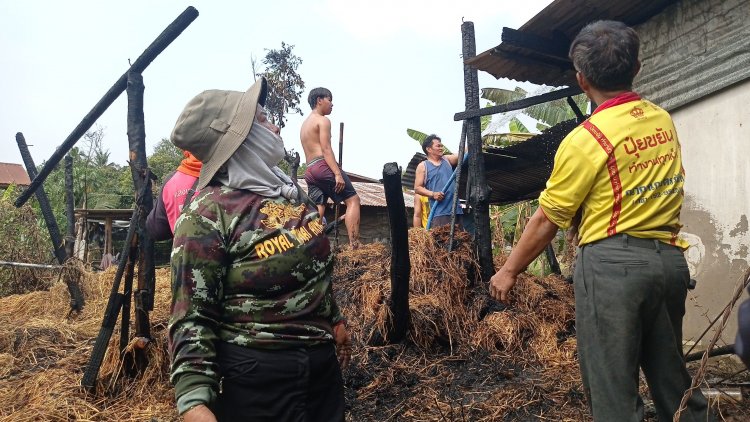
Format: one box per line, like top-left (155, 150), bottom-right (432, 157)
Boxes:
top-left (334, 122), bottom-right (344, 249)
top-left (461, 21), bottom-right (495, 282)
top-left (119, 236), bottom-right (139, 374)
top-left (104, 218), bottom-right (113, 256)
top-left (64, 155), bottom-right (75, 259)
top-left (544, 244), bottom-right (562, 275)
top-left (289, 151), bottom-right (300, 182)
top-left (15, 6), bottom-right (199, 208)
top-left (16, 133), bottom-right (83, 310)
top-left (126, 71), bottom-right (154, 371)
top-left (16, 133), bottom-right (67, 264)
top-left (382, 162), bottom-right (410, 343)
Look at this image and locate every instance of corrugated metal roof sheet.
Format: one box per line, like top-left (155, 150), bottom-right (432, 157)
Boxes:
top-left (634, 0), bottom-right (750, 111)
top-left (345, 172), bottom-right (381, 184)
top-left (467, 0), bottom-right (679, 86)
top-left (401, 152), bottom-right (427, 190)
top-left (296, 179), bottom-right (415, 209)
top-left (404, 119), bottom-right (581, 205)
top-left (0, 162), bottom-right (31, 187)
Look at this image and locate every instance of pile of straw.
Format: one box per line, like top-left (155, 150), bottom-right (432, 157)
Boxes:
top-left (0, 226), bottom-right (747, 420)
top-left (0, 266), bottom-right (177, 421)
top-left (335, 226), bottom-right (588, 421)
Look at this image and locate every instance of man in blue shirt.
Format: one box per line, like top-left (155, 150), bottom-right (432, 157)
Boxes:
top-left (413, 134), bottom-right (463, 228)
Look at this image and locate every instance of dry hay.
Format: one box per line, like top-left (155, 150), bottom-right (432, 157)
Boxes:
top-left (332, 225), bottom-right (592, 421)
top-left (0, 226), bottom-right (747, 421)
top-left (0, 265), bottom-right (178, 421)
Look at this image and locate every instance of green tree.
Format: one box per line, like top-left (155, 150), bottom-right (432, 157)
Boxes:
top-left (37, 127), bottom-right (133, 234)
top-left (405, 129), bottom-right (452, 154)
top-left (255, 42), bottom-right (305, 129)
top-left (148, 137), bottom-right (184, 182)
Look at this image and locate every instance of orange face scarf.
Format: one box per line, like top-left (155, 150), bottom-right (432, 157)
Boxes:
top-left (176, 151), bottom-right (202, 178)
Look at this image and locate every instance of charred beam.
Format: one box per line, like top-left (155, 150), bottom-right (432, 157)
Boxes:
top-left (462, 21), bottom-right (495, 283)
top-left (64, 155), bottom-right (75, 259)
top-left (15, 6), bottom-right (199, 207)
top-left (454, 86), bottom-right (582, 121)
top-left (15, 133), bottom-right (67, 264)
top-left (567, 96), bottom-right (586, 123)
top-left (684, 344), bottom-right (735, 362)
top-left (382, 162), bottom-right (410, 343)
top-left (126, 71), bottom-right (154, 373)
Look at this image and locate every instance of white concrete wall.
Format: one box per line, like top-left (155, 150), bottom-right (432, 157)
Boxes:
top-left (633, 0), bottom-right (750, 346)
top-left (671, 78), bottom-right (750, 344)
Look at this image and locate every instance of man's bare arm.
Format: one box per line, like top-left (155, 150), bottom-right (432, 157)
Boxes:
top-left (413, 195), bottom-right (422, 228)
top-left (318, 118), bottom-right (345, 192)
top-left (489, 207), bottom-right (560, 303)
top-left (444, 153), bottom-right (459, 167)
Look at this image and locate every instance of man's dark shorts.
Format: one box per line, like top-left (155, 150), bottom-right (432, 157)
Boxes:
top-left (304, 157), bottom-right (357, 205)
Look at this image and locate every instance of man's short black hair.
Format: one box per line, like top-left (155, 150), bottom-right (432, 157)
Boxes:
top-left (421, 134), bottom-right (441, 154)
top-left (308, 87), bottom-right (332, 109)
top-left (569, 20), bottom-right (640, 91)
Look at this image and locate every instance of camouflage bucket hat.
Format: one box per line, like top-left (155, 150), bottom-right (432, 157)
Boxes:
top-left (171, 77), bottom-right (268, 189)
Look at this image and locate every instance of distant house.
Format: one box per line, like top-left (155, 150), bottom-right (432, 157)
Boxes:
top-left (0, 162), bottom-right (31, 190)
top-left (296, 179), bottom-right (416, 245)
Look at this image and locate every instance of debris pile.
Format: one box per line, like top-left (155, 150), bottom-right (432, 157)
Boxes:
top-left (0, 226), bottom-right (747, 420)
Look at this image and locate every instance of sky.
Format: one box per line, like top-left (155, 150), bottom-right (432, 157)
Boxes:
top-left (0, 0), bottom-right (554, 180)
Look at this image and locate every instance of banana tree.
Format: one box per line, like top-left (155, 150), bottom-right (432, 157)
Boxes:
top-left (481, 86), bottom-right (589, 137)
top-left (405, 128), bottom-right (452, 154)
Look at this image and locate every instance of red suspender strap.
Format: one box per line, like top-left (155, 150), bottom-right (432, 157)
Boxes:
top-left (582, 120), bottom-right (622, 236)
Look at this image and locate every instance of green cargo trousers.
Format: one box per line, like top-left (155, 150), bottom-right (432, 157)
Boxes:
top-left (574, 234), bottom-right (713, 422)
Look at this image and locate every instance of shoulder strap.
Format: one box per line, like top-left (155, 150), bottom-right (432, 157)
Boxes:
top-left (181, 178), bottom-right (200, 211)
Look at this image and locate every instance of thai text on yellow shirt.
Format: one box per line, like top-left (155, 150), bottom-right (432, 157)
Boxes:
top-left (538, 94), bottom-right (688, 248)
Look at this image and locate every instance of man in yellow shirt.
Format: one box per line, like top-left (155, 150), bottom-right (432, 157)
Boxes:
top-left (412, 194), bottom-right (431, 228)
top-left (489, 21), bottom-right (711, 421)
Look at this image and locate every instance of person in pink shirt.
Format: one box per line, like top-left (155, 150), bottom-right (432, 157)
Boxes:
top-left (146, 151), bottom-right (201, 241)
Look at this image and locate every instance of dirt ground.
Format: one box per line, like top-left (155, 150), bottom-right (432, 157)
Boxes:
top-left (0, 227), bottom-right (748, 420)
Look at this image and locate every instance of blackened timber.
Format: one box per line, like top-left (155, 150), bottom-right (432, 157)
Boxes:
top-left (15, 6), bottom-right (199, 207)
top-left (462, 21), bottom-right (495, 283)
top-left (454, 86), bottom-right (582, 121)
top-left (501, 27), bottom-right (570, 61)
top-left (64, 155), bottom-right (75, 259)
top-left (126, 71), bottom-right (153, 373)
top-left (382, 162), bottom-right (410, 343)
top-left (544, 244), bottom-right (561, 275)
top-left (82, 209), bottom-right (140, 392)
top-left (567, 96), bottom-right (586, 122)
top-left (119, 237), bottom-right (138, 375)
top-left (684, 344), bottom-right (735, 362)
top-left (15, 133), bottom-right (67, 265)
top-left (62, 154), bottom-right (85, 311)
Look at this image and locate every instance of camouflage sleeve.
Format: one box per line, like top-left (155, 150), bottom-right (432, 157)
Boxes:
top-left (312, 260), bottom-right (345, 327)
top-left (327, 283), bottom-right (345, 326)
top-left (168, 195), bottom-right (227, 409)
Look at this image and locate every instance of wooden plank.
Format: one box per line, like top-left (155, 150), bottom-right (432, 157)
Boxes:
top-left (454, 86), bottom-right (582, 121)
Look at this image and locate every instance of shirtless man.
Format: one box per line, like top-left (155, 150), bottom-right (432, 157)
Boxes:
top-left (301, 87), bottom-right (361, 248)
